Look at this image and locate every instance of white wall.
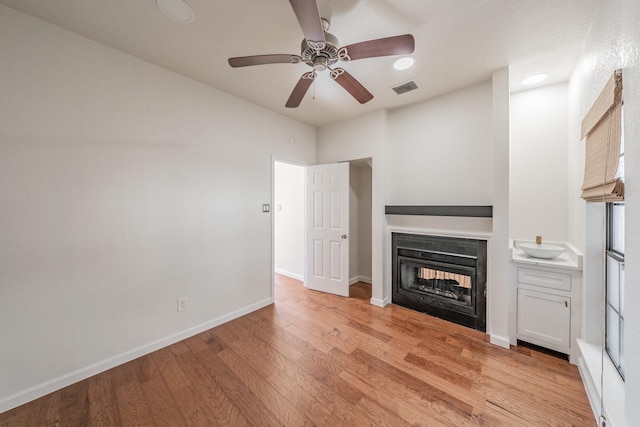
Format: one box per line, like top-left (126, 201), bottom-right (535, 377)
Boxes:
top-left (567, 0), bottom-right (640, 424)
top-left (387, 81), bottom-right (493, 205)
top-left (622, 65), bottom-right (640, 427)
top-left (349, 163), bottom-right (372, 283)
top-left (0, 5), bottom-right (316, 411)
top-left (490, 68), bottom-right (511, 349)
top-left (317, 111), bottom-right (386, 163)
top-left (510, 83), bottom-right (569, 243)
top-left (274, 162), bottom-right (305, 280)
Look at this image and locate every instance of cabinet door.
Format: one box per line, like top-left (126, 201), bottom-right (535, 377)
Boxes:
top-left (517, 289), bottom-right (571, 349)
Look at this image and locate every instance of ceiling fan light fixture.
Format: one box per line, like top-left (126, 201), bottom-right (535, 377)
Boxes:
top-left (157, 0), bottom-right (195, 24)
top-left (521, 73), bottom-right (548, 85)
top-left (394, 57), bottom-right (414, 70)
top-left (313, 56), bottom-right (329, 71)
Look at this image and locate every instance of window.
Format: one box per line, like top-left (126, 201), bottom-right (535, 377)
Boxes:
top-left (606, 202), bottom-right (624, 379)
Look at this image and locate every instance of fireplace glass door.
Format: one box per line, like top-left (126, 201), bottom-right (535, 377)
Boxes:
top-left (398, 257), bottom-right (476, 318)
top-left (399, 259), bottom-right (474, 307)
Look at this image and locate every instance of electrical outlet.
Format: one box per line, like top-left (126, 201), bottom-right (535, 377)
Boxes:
top-left (177, 297), bottom-right (187, 312)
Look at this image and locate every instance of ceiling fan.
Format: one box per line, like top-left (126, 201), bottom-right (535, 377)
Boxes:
top-left (228, 0), bottom-right (415, 108)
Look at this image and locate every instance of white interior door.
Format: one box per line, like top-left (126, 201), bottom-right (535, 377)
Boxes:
top-left (305, 162), bottom-right (349, 296)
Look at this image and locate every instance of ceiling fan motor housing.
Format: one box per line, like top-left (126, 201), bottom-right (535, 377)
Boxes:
top-left (301, 31), bottom-right (340, 71)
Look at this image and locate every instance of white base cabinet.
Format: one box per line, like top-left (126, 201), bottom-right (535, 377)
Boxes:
top-left (510, 242), bottom-right (582, 363)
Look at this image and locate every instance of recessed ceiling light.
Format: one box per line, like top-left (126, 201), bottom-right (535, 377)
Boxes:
top-left (393, 57), bottom-right (415, 71)
top-left (157, 0), bottom-right (195, 24)
top-left (521, 73), bottom-right (548, 85)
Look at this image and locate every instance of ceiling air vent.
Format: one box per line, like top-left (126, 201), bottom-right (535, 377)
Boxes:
top-left (392, 80), bottom-right (419, 95)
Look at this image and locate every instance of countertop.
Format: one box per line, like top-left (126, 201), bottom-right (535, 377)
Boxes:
top-left (510, 240), bottom-right (583, 271)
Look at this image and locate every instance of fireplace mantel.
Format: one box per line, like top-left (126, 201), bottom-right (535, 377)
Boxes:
top-left (385, 205), bottom-right (493, 218)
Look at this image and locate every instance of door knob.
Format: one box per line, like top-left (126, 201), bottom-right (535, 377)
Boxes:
top-left (342, 234), bottom-right (347, 239)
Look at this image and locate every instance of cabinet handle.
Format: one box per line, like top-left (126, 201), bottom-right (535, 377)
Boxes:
top-left (564, 300), bottom-right (568, 308)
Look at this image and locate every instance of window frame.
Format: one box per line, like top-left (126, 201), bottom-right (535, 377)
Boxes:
top-left (605, 202), bottom-right (625, 380)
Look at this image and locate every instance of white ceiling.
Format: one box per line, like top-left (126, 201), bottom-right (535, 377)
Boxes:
top-left (0, 0), bottom-right (600, 127)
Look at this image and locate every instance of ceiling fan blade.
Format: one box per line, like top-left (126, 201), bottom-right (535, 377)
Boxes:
top-left (286, 72), bottom-right (316, 108)
top-left (229, 54), bottom-right (302, 68)
top-left (339, 34), bottom-right (415, 61)
top-left (330, 68), bottom-right (373, 104)
top-left (289, 0), bottom-right (325, 49)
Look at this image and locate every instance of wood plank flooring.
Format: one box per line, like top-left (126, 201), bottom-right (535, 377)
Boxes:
top-left (0, 274), bottom-right (595, 426)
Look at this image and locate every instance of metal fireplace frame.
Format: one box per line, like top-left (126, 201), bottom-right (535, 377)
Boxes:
top-left (391, 233), bottom-right (487, 332)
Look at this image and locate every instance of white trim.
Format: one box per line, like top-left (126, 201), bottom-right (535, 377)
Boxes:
top-left (577, 339), bottom-right (626, 427)
top-left (387, 225), bottom-right (493, 240)
top-left (0, 298), bottom-right (273, 413)
top-left (578, 349), bottom-right (602, 424)
top-left (274, 268), bottom-right (304, 281)
top-left (349, 275), bottom-right (372, 285)
top-left (489, 333), bottom-right (510, 349)
top-left (370, 297), bottom-right (389, 307)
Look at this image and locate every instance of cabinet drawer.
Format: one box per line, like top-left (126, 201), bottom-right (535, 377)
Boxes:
top-left (517, 267), bottom-right (571, 291)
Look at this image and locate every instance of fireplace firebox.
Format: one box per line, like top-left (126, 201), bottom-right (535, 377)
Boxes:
top-left (392, 233), bottom-right (487, 332)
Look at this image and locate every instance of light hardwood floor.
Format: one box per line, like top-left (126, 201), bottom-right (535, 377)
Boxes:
top-left (1, 274), bottom-right (595, 426)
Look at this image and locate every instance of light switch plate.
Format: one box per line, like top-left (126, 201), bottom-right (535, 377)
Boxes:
top-left (262, 204), bottom-right (270, 213)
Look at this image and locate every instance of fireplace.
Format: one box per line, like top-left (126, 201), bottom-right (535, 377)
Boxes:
top-left (392, 233), bottom-right (487, 331)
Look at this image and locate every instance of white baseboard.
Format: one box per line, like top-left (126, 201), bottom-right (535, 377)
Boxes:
top-left (0, 298), bottom-right (273, 414)
top-left (370, 297), bottom-right (389, 307)
top-left (489, 333), bottom-right (510, 349)
top-left (349, 275), bottom-right (372, 285)
top-left (274, 268), bottom-right (303, 281)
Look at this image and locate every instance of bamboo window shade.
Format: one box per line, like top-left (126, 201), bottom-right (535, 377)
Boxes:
top-left (580, 70), bottom-right (624, 202)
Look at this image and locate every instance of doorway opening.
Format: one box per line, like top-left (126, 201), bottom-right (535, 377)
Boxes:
top-left (348, 159), bottom-right (373, 298)
top-left (273, 161), bottom-right (305, 283)
top-left (273, 159), bottom-right (372, 300)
